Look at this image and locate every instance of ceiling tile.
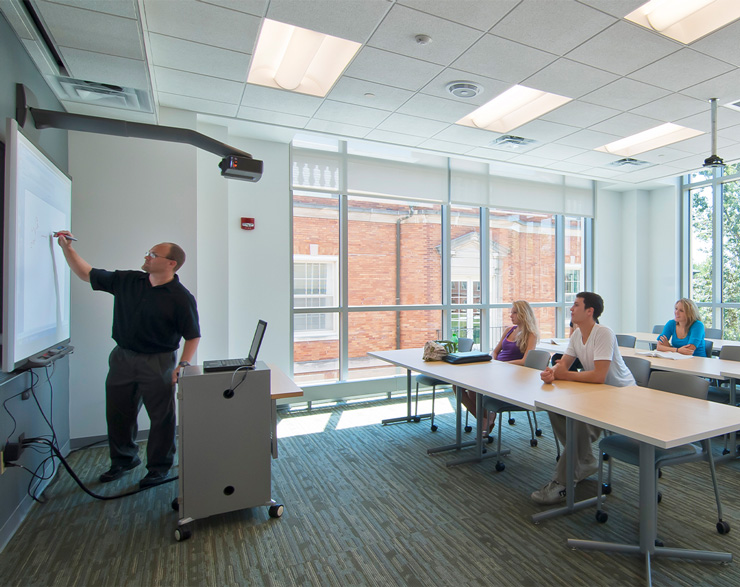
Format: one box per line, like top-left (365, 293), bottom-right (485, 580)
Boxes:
top-left (61, 99), bottom-right (156, 123)
top-left (148, 34), bottom-right (250, 82)
top-left (465, 147), bottom-right (519, 161)
top-left (266, 0), bottom-right (391, 43)
top-left (344, 47), bottom-right (444, 92)
top-left (675, 107), bottom-right (740, 133)
top-left (160, 92), bottom-right (239, 117)
top-left (544, 160), bottom-right (592, 173)
top-left (681, 69), bottom-right (740, 104)
top-left (367, 4), bottom-right (484, 66)
top-left (143, 0), bottom-right (260, 53)
top-left (635, 146), bottom-right (698, 164)
top-left (555, 129), bottom-right (621, 150)
top-left (59, 47), bottom-right (149, 89)
top-left (45, 0), bottom-right (138, 19)
top-left (304, 119), bottom-right (370, 139)
top-left (313, 100), bottom-right (391, 128)
top-left (432, 124), bottom-right (501, 147)
top-left (491, 0), bottom-right (616, 55)
top-left (566, 151), bottom-right (621, 166)
top-left (691, 20), bottom-right (740, 68)
top-left (589, 112), bottom-right (663, 137)
top-left (37, 1), bottom-right (143, 59)
top-left (237, 106), bottom-right (311, 128)
top-left (398, 0), bottom-right (518, 31)
top-left (566, 21), bottom-right (679, 76)
top-left (154, 67), bottom-right (244, 104)
top-left (241, 84), bottom-right (322, 116)
top-left (508, 153), bottom-right (559, 167)
top-left (576, 0), bottom-right (651, 19)
top-left (328, 77), bottom-right (413, 111)
top-left (397, 94), bottom-right (478, 123)
top-left (199, 0), bottom-right (266, 17)
top-left (581, 78), bottom-right (670, 111)
top-left (363, 129), bottom-right (425, 147)
top-left (417, 138), bottom-right (473, 155)
top-left (376, 113), bottom-right (449, 137)
top-left (525, 143), bottom-right (588, 161)
top-left (523, 58), bottom-right (618, 99)
top-left (451, 34), bottom-right (557, 84)
top-left (630, 94), bottom-right (708, 123)
top-left (509, 119), bottom-right (579, 142)
top-left (540, 100), bottom-right (620, 127)
top-left (628, 49), bottom-right (735, 92)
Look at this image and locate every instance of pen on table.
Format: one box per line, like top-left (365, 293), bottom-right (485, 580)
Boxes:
top-left (52, 232), bottom-right (78, 241)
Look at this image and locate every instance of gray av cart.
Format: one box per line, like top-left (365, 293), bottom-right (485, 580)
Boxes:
top-left (173, 362), bottom-right (283, 540)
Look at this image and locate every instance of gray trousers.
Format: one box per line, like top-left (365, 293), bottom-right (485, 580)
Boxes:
top-left (105, 346), bottom-right (177, 474)
top-left (549, 412), bottom-right (602, 485)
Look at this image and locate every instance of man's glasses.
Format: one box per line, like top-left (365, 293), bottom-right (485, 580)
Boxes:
top-left (145, 250), bottom-right (173, 260)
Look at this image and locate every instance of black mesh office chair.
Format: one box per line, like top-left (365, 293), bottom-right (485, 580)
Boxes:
top-left (595, 371), bottom-right (729, 535)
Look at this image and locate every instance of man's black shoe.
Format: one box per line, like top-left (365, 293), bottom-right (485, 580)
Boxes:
top-left (139, 471), bottom-right (169, 489)
top-left (99, 459), bottom-right (141, 483)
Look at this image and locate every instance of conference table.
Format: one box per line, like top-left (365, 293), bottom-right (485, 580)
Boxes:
top-left (369, 347), bottom-right (740, 586)
top-left (623, 331), bottom-right (740, 353)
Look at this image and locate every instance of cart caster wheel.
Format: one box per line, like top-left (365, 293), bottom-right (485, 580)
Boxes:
top-left (530, 439), bottom-right (538, 447)
top-left (495, 461), bottom-right (505, 472)
top-left (535, 429), bottom-right (542, 437)
top-left (602, 483), bottom-right (612, 495)
top-left (486, 435), bottom-right (494, 444)
top-left (464, 425), bottom-right (472, 433)
top-left (655, 539), bottom-right (664, 547)
top-left (430, 424), bottom-right (438, 432)
top-left (595, 510), bottom-right (608, 523)
top-left (413, 417), bottom-right (421, 423)
top-left (508, 417), bottom-right (516, 425)
top-left (723, 448), bottom-right (730, 455)
top-left (174, 525), bottom-right (192, 541)
top-left (171, 498), bottom-right (179, 511)
top-left (657, 491), bottom-right (662, 503)
top-left (269, 504), bottom-right (284, 518)
top-left (602, 453), bottom-right (609, 461)
top-left (717, 520), bottom-right (731, 535)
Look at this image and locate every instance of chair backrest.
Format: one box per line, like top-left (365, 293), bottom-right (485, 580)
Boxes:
top-left (524, 349), bottom-right (550, 370)
top-left (615, 334), bottom-right (636, 348)
top-left (623, 356), bottom-right (651, 387)
top-left (704, 340), bottom-right (713, 357)
top-left (705, 327), bottom-right (722, 339)
top-left (647, 370), bottom-right (709, 400)
top-left (652, 324), bottom-right (664, 334)
top-left (719, 344), bottom-right (740, 362)
top-left (457, 337), bottom-right (474, 352)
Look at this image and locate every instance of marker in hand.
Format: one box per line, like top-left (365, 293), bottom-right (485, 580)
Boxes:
top-left (53, 232), bottom-right (78, 241)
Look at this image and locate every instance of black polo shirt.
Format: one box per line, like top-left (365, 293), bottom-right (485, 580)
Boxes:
top-left (90, 269), bottom-right (200, 354)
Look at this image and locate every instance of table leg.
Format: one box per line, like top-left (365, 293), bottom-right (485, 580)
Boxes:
top-left (382, 368), bottom-right (434, 425)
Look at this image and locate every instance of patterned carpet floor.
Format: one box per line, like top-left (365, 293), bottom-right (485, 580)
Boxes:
top-left (1, 391), bottom-right (739, 586)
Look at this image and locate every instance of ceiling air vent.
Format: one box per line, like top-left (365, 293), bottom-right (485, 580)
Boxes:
top-left (609, 157), bottom-right (648, 167)
top-left (489, 135), bottom-right (537, 150)
top-left (49, 77), bottom-right (152, 113)
top-left (446, 81), bottom-right (483, 99)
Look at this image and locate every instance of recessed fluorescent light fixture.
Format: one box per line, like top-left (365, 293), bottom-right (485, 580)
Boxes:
top-left (455, 85), bottom-right (571, 133)
top-left (247, 19), bottom-right (361, 97)
top-left (595, 123), bottom-right (703, 157)
top-left (625, 0), bottom-right (740, 44)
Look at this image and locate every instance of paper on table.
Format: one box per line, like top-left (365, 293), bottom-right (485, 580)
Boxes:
top-left (549, 338), bottom-right (570, 345)
top-left (636, 350), bottom-right (693, 360)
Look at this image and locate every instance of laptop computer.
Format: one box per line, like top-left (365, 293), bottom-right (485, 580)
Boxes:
top-left (202, 320), bottom-right (267, 372)
top-left (443, 351), bottom-right (492, 365)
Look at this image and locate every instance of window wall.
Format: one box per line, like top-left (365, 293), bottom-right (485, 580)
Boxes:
top-left (684, 162), bottom-right (740, 337)
top-left (292, 137), bottom-right (593, 386)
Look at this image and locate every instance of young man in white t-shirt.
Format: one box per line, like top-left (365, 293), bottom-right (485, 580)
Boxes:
top-left (532, 292), bottom-right (635, 505)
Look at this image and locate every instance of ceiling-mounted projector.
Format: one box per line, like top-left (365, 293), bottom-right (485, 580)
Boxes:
top-left (703, 98), bottom-right (725, 169)
top-left (219, 155), bottom-right (263, 182)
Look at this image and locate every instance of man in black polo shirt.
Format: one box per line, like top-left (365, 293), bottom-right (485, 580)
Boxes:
top-left (56, 232), bottom-right (200, 488)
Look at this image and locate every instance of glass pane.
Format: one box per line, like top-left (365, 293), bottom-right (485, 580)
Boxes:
top-left (347, 310), bottom-right (442, 381)
top-left (564, 217), bottom-right (584, 303)
top-left (723, 308), bottom-right (740, 341)
top-left (686, 169), bottom-right (714, 183)
top-left (451, 307), bottom-right (480, 346)
top-left (489, 210), bottom-right (555, 303)
top-left (451, 204), bottom-right (481, 306)
top-left (723, 161), bottom-right (740, 177)
top-left (722, 180), bottom-right (740, 302)
top-left (347, 196), bottom-right (442, 305)
top-left (293, 312), bottom-right (339, 385)
top-left (690, 186), bottom-right (713, 303)
top-left (490, 306), bottom-right (557, 351)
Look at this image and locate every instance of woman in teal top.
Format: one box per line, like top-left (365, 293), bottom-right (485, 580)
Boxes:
top-left (657, 298), bottom-right (706, 357)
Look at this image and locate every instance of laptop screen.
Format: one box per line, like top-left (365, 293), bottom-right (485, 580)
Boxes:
top-left (248, 320), bottom-right (267, 364)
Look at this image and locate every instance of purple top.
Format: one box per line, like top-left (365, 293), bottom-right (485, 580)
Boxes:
top-left (496, 326), bottom-right (524, 362)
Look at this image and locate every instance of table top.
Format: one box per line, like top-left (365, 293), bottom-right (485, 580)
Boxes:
top-left (267, 363), bottom-right (304, 400)
top-left (369, 348), bottom-right (604, 411)
top-left (536, 384), bottom-right (740, 449)
top-left (624, 331), bottom-right (740, 351)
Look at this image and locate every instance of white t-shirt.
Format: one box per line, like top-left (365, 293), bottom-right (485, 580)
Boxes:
top-left (565, 324), bottom-right (635, 387)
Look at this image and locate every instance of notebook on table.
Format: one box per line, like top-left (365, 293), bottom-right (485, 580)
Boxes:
top-left (443, 351), bottom-right (492, 364)
top-left (203, 320), bottom-right (267, 372)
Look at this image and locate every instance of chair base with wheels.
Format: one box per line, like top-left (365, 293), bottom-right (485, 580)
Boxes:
top-left (415, 374), bottom-right (448, 431)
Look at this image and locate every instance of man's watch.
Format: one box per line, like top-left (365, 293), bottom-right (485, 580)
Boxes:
top-left (178, 361), bottom-right (190, 368)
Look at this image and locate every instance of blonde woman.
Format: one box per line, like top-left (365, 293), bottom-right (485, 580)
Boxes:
top-left (460, 300), bottom-right (539, 435)
top-left (656, 298), bottom-right (706, 357)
